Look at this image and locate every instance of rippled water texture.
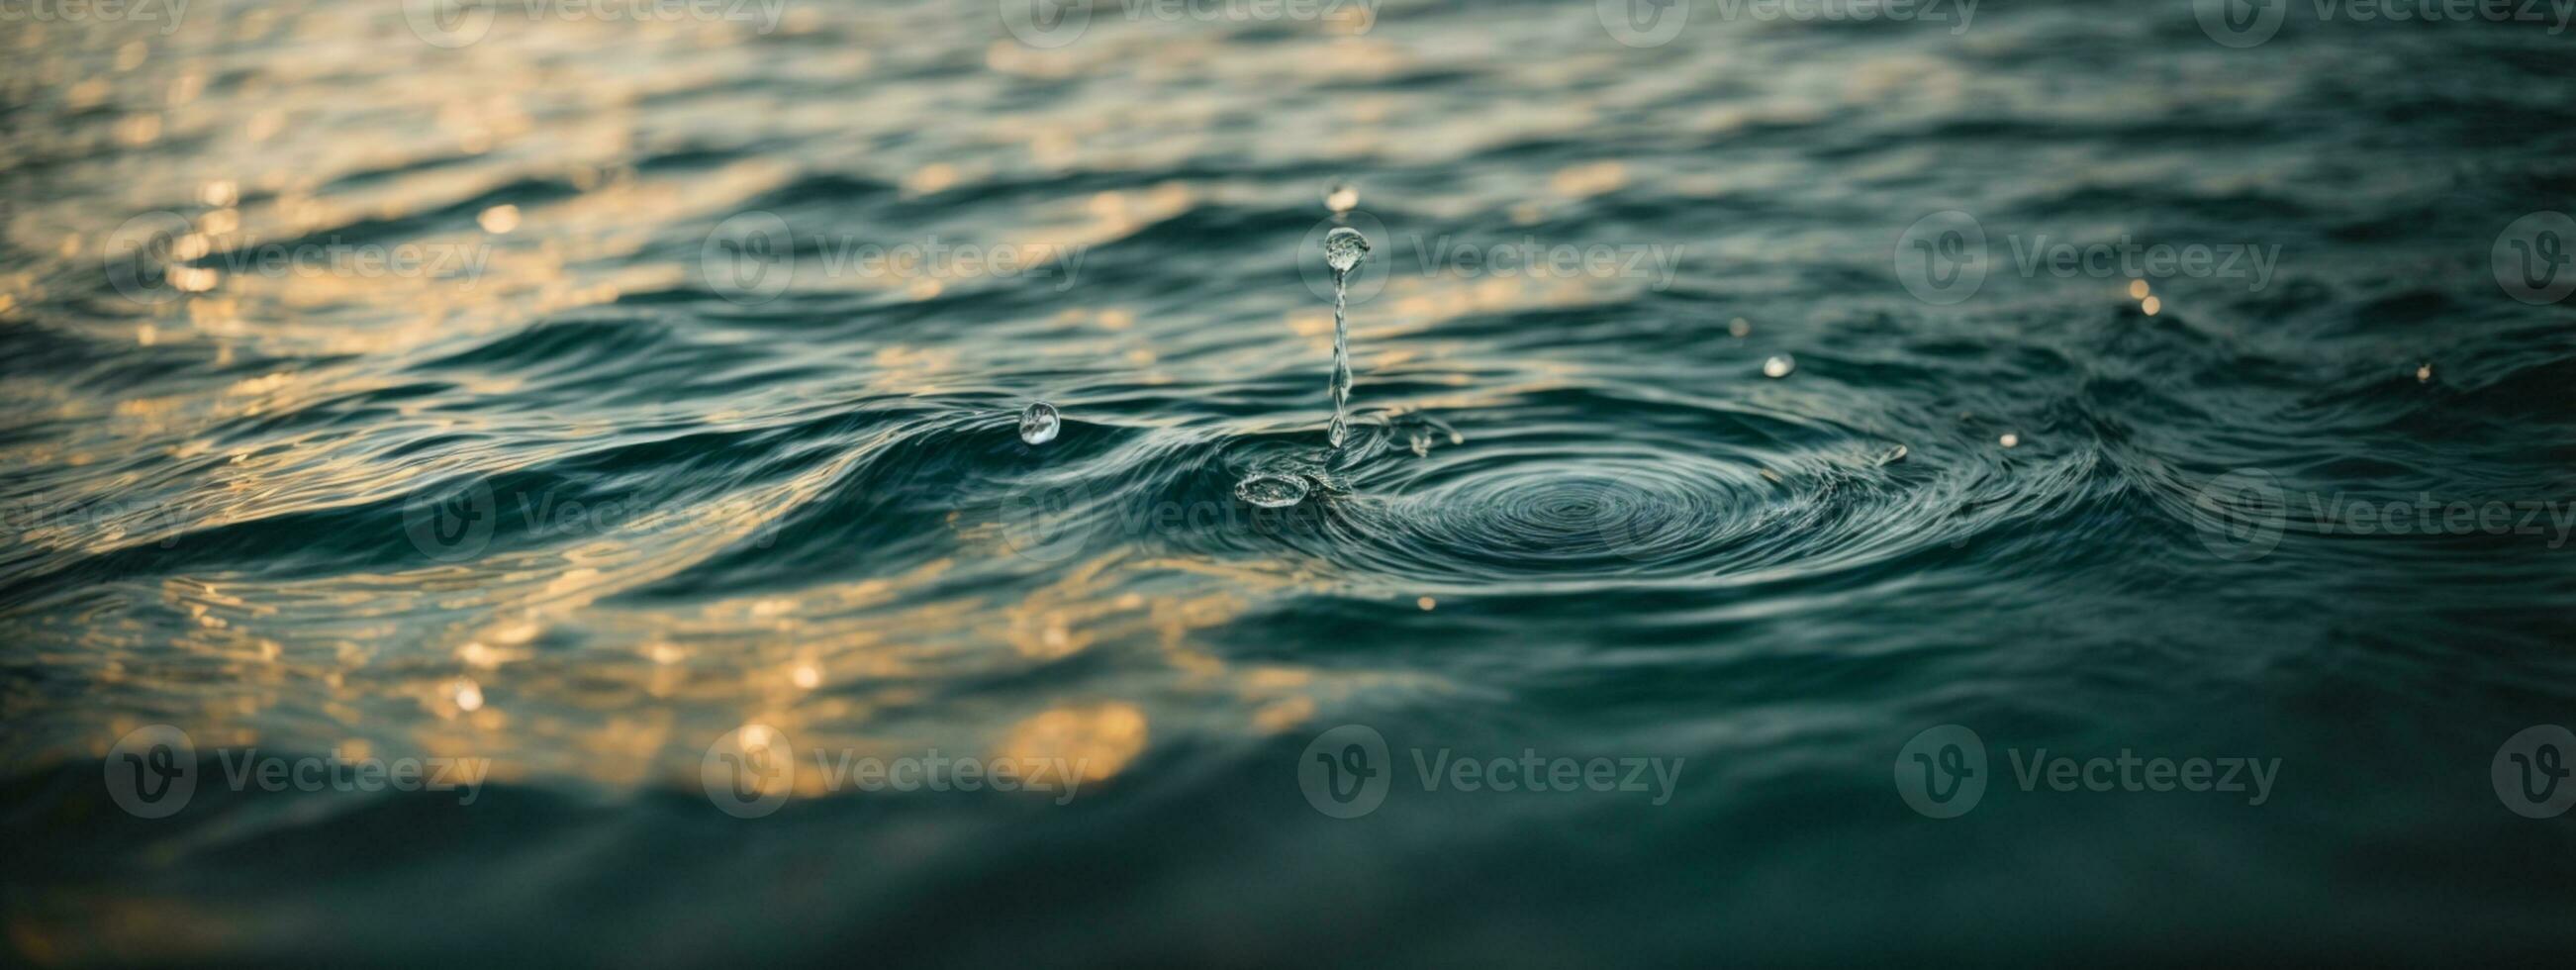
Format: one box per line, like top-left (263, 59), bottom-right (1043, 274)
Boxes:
top-left (5, 0), bottom-right (2576, 963)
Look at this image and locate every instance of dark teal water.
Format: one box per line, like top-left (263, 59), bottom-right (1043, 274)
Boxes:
top-left (6, 0), bottom-right (2576, 963)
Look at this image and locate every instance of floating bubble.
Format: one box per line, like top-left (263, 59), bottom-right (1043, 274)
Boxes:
top-left (1323, 227), bottom-right (1370, 276)
top-left (1323, 180), bottom-right (1359, 214)
top-left (1235, 473), bottom-right (1309, 508)
top-left (1762, 354), bottom-right (1795, 378)
top-left (1019, 402), bottom-right (1061, 445)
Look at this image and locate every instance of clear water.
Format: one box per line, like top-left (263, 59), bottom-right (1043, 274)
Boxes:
top-left (3, 1), bottom-right (2574, 964)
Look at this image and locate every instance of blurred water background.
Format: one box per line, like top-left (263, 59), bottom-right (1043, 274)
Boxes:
top-left (4, 0), bottom-right (2575, 962)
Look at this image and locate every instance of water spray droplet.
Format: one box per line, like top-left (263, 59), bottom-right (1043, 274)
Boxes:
top-left (1019, 402), bottom-right (1061, 445)
top-left (1235, 473), bottom-right (1309, 508)
top-left (1323, 180), bottom-right (1359, 214)
top-left (1879, 444), bottom-right (1908, 466)
top-left (1323, 226), bottom-right (1370, 276)
top-left (1999, 433), bottom-right (2020, 448)
top-left (1729, 318), bottom-right (1752, 339)
top-left (2417, 362), bottom-right (2433, 383)
top-left (1762, 354), bottom-right (1795, 378)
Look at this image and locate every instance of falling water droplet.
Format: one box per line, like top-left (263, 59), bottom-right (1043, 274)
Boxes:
top-left (1999, 433), bottom-right (2020, 448)
top-left (1762, 354), bottom-right (1795, 378)
top-left (2417, 362), bottom-right (2433, 383)
top-left (1323, 180), bottom-right (1359, 214)
top-left (1019, 402), bottom-right (1061, 445)
top-left (1235, 473), bottom-right (1309, 508)
top-left (1322, 227), bottom-right (1370, 447)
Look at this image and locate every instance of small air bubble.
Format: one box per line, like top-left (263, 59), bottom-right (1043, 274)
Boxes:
top-left (1762, 354), bottom-right (1794, 378)
top-left (1018, 402), bottom-right (1061, 445)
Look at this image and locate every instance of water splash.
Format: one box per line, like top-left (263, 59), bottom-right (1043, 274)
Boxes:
top-left (1323, 226), bottom-right (1370, 448)
top-left (1762, 354), bottom-right (1795, 378)
top-left (1234, 473), bottom-right (1311, 509)
top-left (1019, 402), bottom-right (1061, 444)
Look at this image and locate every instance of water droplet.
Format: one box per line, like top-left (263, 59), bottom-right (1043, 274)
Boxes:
top-left (2128, 279), bottom-right (2149, 300)
top-left (1323, 227), bottom-right (1370, 275)
top-left (2141, 295), bottom-right (2162, 316)
top-left (1323, 180), bottom-right (1359, 214)
top-left (1999, 433), bottom-right (2020, 448)
top-left (1762, 354), bottom-right (1795, 378)
top-left (1879, 444), bottom-right (1908, 466)
top-left (1729, 317), bottom-right (1752, 339)
top-left (1235, 473), bottom-right (1309, 508)
top-left (2417, 362), bottom-right (2433, 383)
top-left (1018, 402), bottom-right (1061, 445)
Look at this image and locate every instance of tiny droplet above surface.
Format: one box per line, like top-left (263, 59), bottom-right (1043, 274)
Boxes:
top-left (1235, 473), bottom-right (1309, 508)
top-left (1323, 181), bottom-right (1359, 214)
top-left (1323, 227), bottom-right (1370, 274)
top-left (1019, 402), bottom-right (1061, 445)
top-left (1999, 433), bottom-right (2020, 448)
top-left (2417, 362), bottom-right (2433, 383)
top-left (1729, 318), bottom-right (1752, 339)
top-left (1762, 354), bottom-right (1795, 378)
